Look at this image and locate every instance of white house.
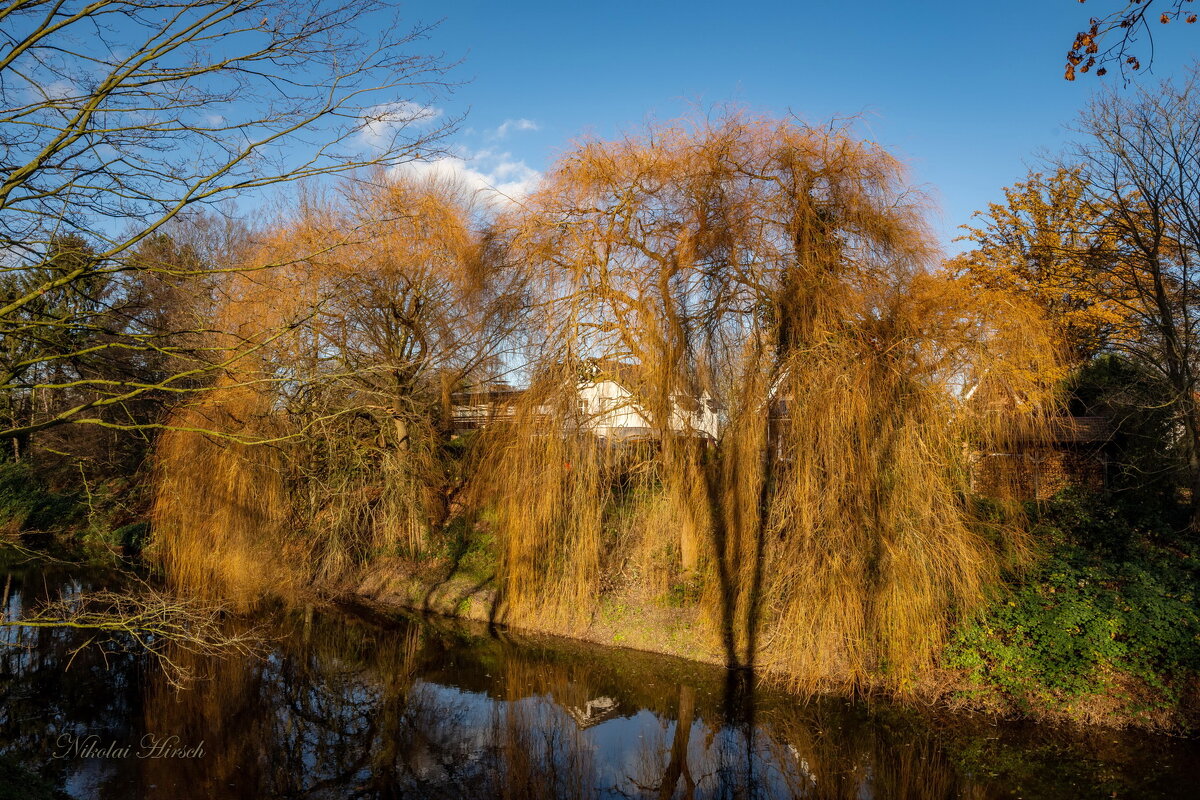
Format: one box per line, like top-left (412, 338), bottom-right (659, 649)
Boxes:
top-left (575, 360), bottom-right (723, 442)
top-left (449, 362), bottom-right (724, 441)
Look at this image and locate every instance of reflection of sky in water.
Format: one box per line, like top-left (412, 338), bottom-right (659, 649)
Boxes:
top-left (396, 685), bottom-right (823, 798)
top-left (587, 709), bottom-right (663, 790)
top-left (64, 759), bottom-right (116, 799)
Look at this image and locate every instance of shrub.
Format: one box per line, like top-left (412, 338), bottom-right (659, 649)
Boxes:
top-left (0, 461), bottom-right (82, 533)
top-left (945, 490), bottom-right (1200, 723)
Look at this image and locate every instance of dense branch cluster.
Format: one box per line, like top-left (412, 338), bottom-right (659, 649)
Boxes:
top-left (1068, 0), bottom-right (1197, 79)
top-left (0, 0), bottom-right (455, 454)
top-left (3, 583), bottom-right (265, 688)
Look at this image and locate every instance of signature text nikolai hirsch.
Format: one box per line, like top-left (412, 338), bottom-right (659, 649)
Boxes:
top-left (53, 733), bottom-right (204, 759)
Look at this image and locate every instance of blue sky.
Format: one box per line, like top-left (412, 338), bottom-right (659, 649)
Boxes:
top-left (391, 1), bottom-right (1198, 255)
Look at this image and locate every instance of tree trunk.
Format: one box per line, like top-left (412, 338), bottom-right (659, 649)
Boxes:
top-left (1183, 407), bottom-right (1200, 531)
top-left (393, 415), bottom-right (409, 451)
top-left (392, 373), bottom-right (424, 555)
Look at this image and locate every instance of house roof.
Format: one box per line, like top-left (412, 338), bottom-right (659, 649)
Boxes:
top-left (1039, 415), bottom-right (1113, 444)
top-left (581, 357), bottom-right (723, 410)
top-left (449, 384), bottom-right (524, 405)
top-left (581, 357), bottom-right (645, 390)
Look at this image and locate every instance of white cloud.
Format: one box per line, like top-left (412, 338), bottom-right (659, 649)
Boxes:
top-left (359, 101), bottom-right (443, 150)
top-left (491, 118), bottom-right (540, 139)
top-left (398, 147), bottom-right (540, 205)
top-left (31, 80), bottom-right (76, 102)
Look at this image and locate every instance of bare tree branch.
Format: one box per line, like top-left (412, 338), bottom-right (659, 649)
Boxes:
top-left (1067, 0), bottom-right (1198, 80)
top-left (0, 0), bottom-right (460, 441)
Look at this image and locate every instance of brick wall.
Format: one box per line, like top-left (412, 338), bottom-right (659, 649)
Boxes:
top-left (972, 447), bottom-right (1107, 501)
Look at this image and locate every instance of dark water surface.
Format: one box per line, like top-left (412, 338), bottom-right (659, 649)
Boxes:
top-left (2, 549), bottom-right (1199, 799)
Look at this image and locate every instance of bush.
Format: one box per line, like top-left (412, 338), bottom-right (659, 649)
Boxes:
top-left (0, 461), bottom-right (83, 533)
top-left (945, 489), bottom-right (1200, 724)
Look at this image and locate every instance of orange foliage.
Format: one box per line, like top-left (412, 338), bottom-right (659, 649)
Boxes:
top-left (950, 167), bottom-right (1130, 361)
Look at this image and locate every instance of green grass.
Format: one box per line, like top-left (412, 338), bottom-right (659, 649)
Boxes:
top-left (0, 460), bottom-right (150, 557)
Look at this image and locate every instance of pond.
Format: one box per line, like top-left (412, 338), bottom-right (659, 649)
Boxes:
top-left (1, 547), bottom-right (1198, 799)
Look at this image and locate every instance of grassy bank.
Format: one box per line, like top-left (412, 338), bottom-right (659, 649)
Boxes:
top-left (346, 551), bottom-right (726, 669)
top-left (943, 491), bottom-right (1200, 731)
top-left (343, 488), bottom-right (1200, 733)
top-left (0, 461), bottom-right (148, 554)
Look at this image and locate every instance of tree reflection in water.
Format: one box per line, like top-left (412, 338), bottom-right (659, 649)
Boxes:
top-left (2, 558), bottom-right (1200, 799)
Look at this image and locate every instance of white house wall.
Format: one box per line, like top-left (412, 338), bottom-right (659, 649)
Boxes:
top-left (577, 380), bottom-right (653, 434)
top-left (451, 379), bottom-right (723, 440)
top-left (668, 391), bottom-right (722, 439)
top-left (578, 380), bottom-right (722, 439)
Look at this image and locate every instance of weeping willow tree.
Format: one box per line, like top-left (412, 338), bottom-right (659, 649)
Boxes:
top-left (474, 113), bottom-right (1063, 687)
top-left (151, 111), bottom-right (1062, 690)
top-left (152, 174), bottom-right (519, 601)
top-left (150, 233), bottom-right (312, 607)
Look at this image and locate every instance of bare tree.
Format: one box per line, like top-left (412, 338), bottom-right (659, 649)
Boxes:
top-left (1071, 69), bottom-right (1200, 519)
top-left (962, 66), bottom-right (1200, 520)
top-left (0, 0), bottom-right (457, 442)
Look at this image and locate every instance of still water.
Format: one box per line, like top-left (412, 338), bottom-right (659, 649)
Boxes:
top-left (2, 549), bottom-right (1199, 799)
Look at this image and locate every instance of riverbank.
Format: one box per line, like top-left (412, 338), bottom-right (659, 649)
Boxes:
top-left (344, 552), bottom-right (726, 666)
top-left (338, 490), bottom-right (1200, 735)
top-left (5, 457), bottom-right (1199, 734)
top-left (7, 549), bottom-right (1200, 800)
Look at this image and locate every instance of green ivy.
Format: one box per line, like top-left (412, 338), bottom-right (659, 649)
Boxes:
top-left (0, 461), bottom-right (83, 533)
top-left (945, 490), bottom-right (1200, 721)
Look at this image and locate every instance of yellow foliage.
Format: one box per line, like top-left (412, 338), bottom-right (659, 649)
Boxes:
top-left (151, 173), bottom-right (492, 597)
top-left (950, 167), bottom-right (1132, 361)
top-left (473, 112), bottom-right (1063, 687)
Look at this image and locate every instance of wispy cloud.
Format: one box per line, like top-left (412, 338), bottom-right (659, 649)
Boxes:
top-left (398, 146), bottom-right (540, 205)
top-left (359, 101), bottom-right (443, 150)
top-left (26, 79), bottom-right (76, 104)
top-left (491, 118), bottom-right (540, 139)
